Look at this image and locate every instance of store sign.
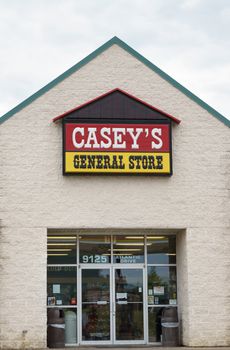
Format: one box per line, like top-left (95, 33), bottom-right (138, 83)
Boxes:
top-left (63, 122), bottom-right (172, 174)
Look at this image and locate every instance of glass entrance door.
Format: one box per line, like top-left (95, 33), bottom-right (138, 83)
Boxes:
top-left (81, 268), bottom-right (111, 342)
top-left (114, 268), bottom-right (144, 342)
top-left (81, 267), bottom-right (144, 344)
top-left (48, 232), bottom-right (177, 346)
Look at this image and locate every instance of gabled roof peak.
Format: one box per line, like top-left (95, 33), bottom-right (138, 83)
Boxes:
top-left (53, 88), bottom-right (181, 124)
top-left (0, 36), bottom-right (229, 127)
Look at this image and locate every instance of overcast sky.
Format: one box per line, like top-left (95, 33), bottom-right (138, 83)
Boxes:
top-left (0, 0), bottom-right (229, 120)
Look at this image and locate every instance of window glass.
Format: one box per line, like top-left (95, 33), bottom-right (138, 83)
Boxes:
top-left (47, 266), bottom-right (77, 306)
top-left (47, 235), bottom-right (77, 264)
top-left (148, 307), bottom-right (163, 342)
top-left (82, 269), bottom-right (110, 302)
top-left (113, 235), bottom-right (144, 263)
top-left (79, 235), bottom-right (111, 263)
top-left (82, 269), bottom-right (110, 341)
top-left (115, 268), bottom-right (143, 302)
top-left (147, 266), bottom-right (177, 305)
top-left (82, 304), bottom-right (110, 340)
top-left (147, 236), bottom-right (176, 264)
top-left (116, 303), bottom-right (143, 340)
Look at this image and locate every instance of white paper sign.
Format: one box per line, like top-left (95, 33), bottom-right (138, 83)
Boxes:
top-left (148, 296), bottom-right (154, 304)
top-left (169, 299), bottom-right (177, 305)
top-left (116, 292), bottom-right (127, 300)
top-left (153, 286), bottom-right (164, 295)
top-left (53, 284), bottom-right (60, 294)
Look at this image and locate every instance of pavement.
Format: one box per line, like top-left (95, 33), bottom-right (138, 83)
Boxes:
top-left (39, 345), bottom-right (230, 350)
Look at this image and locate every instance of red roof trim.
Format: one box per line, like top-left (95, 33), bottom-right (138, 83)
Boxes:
top-left (52, 88), bottom-right (181, 124)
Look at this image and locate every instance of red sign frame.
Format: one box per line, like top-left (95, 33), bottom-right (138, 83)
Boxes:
top-left (63, 120), bottom-right (172, 175)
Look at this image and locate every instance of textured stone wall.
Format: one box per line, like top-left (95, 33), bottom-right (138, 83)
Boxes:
top-left (0, 43), bottom-right (229, 348)
top-left (176, 230), bottom-right (189, 344)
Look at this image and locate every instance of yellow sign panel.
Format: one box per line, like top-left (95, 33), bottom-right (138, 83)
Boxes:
top-left (65, 152), bottom-right (170, 174)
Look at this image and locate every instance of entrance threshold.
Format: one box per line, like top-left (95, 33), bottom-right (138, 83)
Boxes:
top-left (63, 346), bottom-right (161, 349)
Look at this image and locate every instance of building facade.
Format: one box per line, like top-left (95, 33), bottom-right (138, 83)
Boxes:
top-left (0, 37), bottom-right (230, 349)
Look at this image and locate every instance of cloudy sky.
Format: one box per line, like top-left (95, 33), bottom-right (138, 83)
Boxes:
top-left (0, 0), bottom-right (229, 120)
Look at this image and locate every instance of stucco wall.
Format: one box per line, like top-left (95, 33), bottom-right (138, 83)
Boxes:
top-left (0, 43), bottom-right (229, 348)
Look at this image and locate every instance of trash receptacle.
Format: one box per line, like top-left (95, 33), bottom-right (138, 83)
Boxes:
top-left (65, 310), bottom-right (77, 344)
top-left (47, 309), bottom-right (65, 348)
top-left (161, 307), bottom-right (179, 346)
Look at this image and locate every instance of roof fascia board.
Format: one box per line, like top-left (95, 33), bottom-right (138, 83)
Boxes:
top-left (0, 36), bottom-right (229, 127)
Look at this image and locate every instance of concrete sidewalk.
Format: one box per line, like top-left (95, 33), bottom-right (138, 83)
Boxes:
top-left (36, 347), bottom-right (230, 350)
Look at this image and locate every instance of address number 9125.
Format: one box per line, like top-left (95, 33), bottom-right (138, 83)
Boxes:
top-left (81, 255), bottom-right (107, 263)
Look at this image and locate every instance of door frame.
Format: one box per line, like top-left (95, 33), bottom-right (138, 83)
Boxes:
top-left (79, 264), bottom-right (146, 345)
top-left (79, 264), bottom-right (112, 345)
top-left (112, 264), bottom-right (146, 345)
